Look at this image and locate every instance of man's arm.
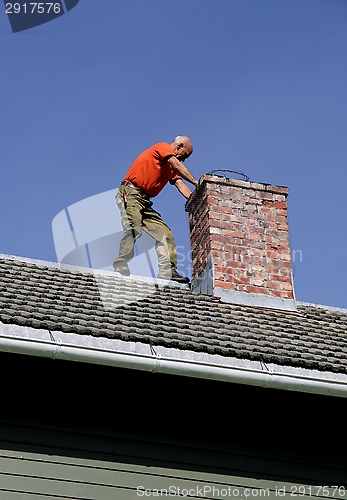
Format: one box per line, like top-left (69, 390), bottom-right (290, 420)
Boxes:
top-left (173, 178), bottom-right (194, 200)
top-left (166, 156), bottom-right (198, 187)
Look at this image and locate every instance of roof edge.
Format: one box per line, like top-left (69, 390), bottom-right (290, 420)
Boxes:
top-left (297, 301), bottom-right (347, 315)
top-left (2, 255), bottom-right (346, 310)
top-left (0, 252), bottom-right (115, 275)
top-left (1, 322), bottom-right (347, 399)
top-left (0, 253), bottom-right (189, 288)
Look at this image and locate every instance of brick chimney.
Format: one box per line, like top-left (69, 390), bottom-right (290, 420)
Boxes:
top-left (185, 174), bottom-right (296, 311)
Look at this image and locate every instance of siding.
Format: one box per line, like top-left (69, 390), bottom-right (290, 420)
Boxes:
top-left (0, 448), bottom-right (344, 500)
top-left (0, 352), bottom-right (346, 498)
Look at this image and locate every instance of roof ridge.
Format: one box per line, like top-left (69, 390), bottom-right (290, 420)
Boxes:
top-left (297, 301), bottom-right (347, 315)
top-left (0, 253), bottom-right (189, 289)
top-left (1, 254), bottom-right (347, 315)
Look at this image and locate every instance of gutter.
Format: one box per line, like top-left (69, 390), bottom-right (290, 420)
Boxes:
top-left (0, 332), bottom-right (347, 399)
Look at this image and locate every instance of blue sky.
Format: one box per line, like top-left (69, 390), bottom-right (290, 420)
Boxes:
top-left (1, 0), bottom-right (346, 308)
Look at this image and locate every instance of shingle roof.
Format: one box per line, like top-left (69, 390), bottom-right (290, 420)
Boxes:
top-left (1, 255), bottom-right (347, 375)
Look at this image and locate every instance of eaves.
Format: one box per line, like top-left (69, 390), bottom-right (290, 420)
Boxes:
top-left (1, 321), bottom-right (347, 399)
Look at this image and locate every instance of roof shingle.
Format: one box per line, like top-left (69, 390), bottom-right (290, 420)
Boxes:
top-left (1, 256), bottom-right (347, 374)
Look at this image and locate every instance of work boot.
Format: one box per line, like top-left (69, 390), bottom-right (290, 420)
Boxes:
top-left (113, 264), bottom-right (131, 276)
top-left (157, 268), bottom-right (190, 284)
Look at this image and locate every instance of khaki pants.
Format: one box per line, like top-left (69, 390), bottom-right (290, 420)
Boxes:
top-left (113, 185), bottom-right (177, 271)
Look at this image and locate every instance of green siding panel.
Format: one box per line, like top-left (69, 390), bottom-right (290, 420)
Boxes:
top-left (0, 449), bottom-right (344, 500)
top-left (0, 356), bottom-right (345, 498)
top-left (0, 423), bottom-right (345, 485)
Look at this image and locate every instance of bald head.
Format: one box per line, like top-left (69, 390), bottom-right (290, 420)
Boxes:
top-left (170, 135), bottom-right (193, 162)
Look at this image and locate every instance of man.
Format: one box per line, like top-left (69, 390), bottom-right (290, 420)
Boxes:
top-left (113, 136), bottom-right (198, 283)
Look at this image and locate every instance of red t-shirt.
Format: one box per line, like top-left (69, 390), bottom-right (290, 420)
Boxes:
top-left (124, 142), bottom-right (181, 197)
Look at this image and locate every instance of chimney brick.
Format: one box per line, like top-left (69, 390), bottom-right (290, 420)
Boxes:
top-left (185, 175), bottom-right (296, 311)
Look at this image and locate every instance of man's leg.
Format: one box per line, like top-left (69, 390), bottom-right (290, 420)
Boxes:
top-left (141, 201), bottom-right (189, 283)
top-left (113, 186), bottom-right (144, 274)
